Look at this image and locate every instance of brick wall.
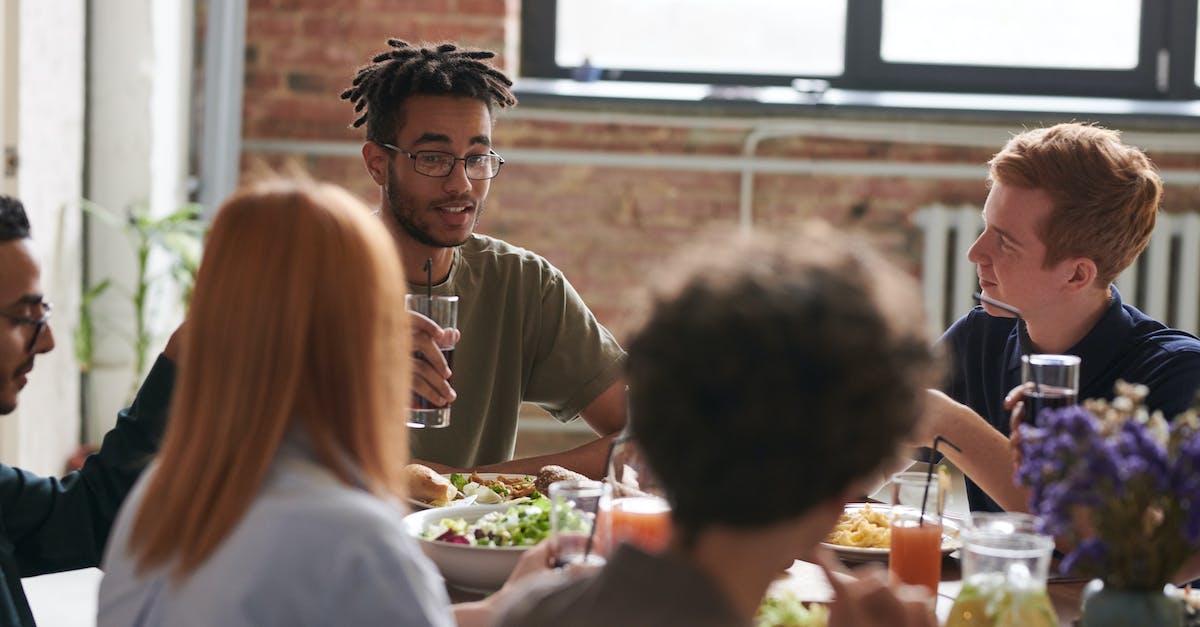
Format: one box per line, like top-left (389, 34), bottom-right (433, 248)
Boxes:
top-left (239, 0), bottom-right (1200, 346)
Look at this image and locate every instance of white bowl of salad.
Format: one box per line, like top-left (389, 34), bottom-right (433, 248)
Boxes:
top-left (404, 498), bottom-right (553, 593)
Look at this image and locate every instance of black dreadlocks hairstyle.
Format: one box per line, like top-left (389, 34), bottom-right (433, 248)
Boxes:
top-left (340, 39), bottom-right (517, 144)
top-left (0, 196), bottom-right (31, 242)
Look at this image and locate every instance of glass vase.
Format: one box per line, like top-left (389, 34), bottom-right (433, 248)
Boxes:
top-left (1080, 579), bottom-right (1184, 627)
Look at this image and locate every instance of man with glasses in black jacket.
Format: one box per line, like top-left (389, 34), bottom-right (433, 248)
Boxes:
top-left (0, 195), bottom-right (178, 626)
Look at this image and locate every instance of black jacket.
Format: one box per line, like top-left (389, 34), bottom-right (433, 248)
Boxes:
top-left (0, 355), bottom-right (174, 626)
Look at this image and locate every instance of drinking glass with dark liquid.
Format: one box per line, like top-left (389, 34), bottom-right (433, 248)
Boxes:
top-left (405, 294), bottom-right (458, 428)
top-left (1020, 354), bottom-right (1080, 427)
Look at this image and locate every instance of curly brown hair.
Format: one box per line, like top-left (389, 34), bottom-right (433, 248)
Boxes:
top-left (626, 223), bottom-right (937, 541)
top-left (988, 123), bottom-right (1161, 285)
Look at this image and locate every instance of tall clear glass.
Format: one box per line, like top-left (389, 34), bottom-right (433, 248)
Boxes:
top-left (405, 294), bottom-right (458, 428)
top-left (549, 479), bottom-right (610, 568)
top-left (889, 471), bottom-right (943, 594)
top-left (1021, 354), bottom-right (1080, 426)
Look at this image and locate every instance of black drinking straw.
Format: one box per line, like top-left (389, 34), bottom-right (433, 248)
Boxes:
top-left (423, 258), bottom-right (433, 317)
top-left (920, 435), bottom-right (962, 526)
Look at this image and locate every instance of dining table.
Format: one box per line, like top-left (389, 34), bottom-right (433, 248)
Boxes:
top-left (771, 552), bottom-right (1086, 626)
top-left (447, 550), bottom-right (1086, 625)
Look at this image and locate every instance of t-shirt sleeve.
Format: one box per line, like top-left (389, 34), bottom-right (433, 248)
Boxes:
top-left (524, 268), bottom-right (625, 423)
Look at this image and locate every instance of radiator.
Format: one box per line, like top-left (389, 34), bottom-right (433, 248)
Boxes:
top-left (915, 205), bottom-right (1200, 338)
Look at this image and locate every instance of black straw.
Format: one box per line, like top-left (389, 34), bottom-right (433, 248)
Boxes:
top-left (919, 435), bottom-right (961, 526)
top-left (423, 258), bottom-right (433, 317)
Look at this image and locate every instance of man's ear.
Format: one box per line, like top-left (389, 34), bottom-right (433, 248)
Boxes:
top-left (362, 142), bottom-right (389, 186)
top-left (1063, 256), bottom-right (1099, 293)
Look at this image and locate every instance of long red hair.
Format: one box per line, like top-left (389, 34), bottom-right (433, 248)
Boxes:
top-left (129, 179), bottom-right (411, 578)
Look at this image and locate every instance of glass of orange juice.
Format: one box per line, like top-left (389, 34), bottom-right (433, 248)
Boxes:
top-left (888, 471), bottom-right (943, 594)
top-left (606, 431), bottom-right (672, 553)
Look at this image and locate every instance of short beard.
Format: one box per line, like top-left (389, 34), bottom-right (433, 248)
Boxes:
top-left (385, 168), bottom-right (480, 249)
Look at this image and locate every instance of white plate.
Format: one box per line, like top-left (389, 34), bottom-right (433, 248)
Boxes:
top-left (407, 472), bottom-right (537, 510)
top-left (821, 503), bottom-right (962, 562)
top-left (403, 504), bottom-right (531, 593)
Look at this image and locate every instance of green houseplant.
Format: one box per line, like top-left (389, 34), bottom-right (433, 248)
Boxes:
top-left (76, 200), bottom-right (205, 398)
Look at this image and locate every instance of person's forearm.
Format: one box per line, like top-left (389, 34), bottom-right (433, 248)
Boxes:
top-left (1174, 551), bottom-right (1200, 584)
top-left (452, 599), bottom-right (496, 627)
top-left (473, 433), bottom-right (619, 478)
top-left (932, 402), bottom-right (1031, 513)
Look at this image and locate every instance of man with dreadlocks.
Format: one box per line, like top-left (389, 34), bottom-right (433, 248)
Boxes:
top-left (342, 40), bottom-right (626, 477)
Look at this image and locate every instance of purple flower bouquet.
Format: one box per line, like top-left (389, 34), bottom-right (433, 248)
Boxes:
top-left (1016, 381), bottom-right (1200, 589)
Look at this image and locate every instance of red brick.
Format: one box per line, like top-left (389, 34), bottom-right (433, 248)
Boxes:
top-left (407, 20), bottom-right (505, 49)
top-left (246, 12), bottom-right (298, 39)
top-left (455, 0), bottom-right (506, 17)
top-left (299, 12), bottom-right (397, 40)
top-left (243, 68), bottom-right (285, 92)
top-left (354, 0), bottom-right (452, 13)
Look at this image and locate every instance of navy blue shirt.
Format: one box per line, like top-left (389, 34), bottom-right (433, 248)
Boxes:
top-left (940, 286), bottom-right (1200, 512)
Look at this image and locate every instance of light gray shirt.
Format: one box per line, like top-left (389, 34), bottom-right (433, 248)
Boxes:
top-left (98, 436), bottom-right (454, 627)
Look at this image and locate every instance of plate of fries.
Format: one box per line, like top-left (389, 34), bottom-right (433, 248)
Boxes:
top-left (821, 502), bottom-right (962, 561)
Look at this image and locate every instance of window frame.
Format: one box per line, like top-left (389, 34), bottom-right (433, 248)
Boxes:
top-left (520, 0), bottom-right (1200, 100)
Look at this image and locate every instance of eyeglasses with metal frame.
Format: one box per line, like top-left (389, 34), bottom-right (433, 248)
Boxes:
top-left (0, 300), bottom-right (52, 353)
top-left (378, 142), bottom-right (505, 180)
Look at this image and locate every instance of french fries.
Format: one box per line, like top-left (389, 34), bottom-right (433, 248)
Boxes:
top-left (825, 504), bottom-right (891, 549)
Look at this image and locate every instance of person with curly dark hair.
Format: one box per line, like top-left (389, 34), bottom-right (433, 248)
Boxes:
top-left (495, 223), bottom-right (940, 627)
top-left (342, 40), bottom-right (626, 478)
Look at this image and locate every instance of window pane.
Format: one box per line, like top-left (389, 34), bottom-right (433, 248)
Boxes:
top-left (881, 0), bottom-right (1141, 70)
top-left (556, 0), bottom-right (845, 77)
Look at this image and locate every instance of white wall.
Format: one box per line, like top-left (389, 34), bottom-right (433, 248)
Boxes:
top-left (1, 0), bottom-right (18, 196)
top-left (85, 0), bottom-right (192, 441)
top-left (5, 0), bottom-right (86, 475)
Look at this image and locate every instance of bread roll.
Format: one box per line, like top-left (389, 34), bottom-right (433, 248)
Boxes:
top-left (535, 464), bottom-right (588, 496)
top-left (403, 464), bottom-right (457, 503)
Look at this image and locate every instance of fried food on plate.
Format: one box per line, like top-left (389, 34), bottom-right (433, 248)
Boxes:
top-left (825, 504), bottom-right (891, 549)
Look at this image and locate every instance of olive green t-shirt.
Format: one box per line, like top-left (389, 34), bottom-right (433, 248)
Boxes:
top-left (407, 235), bottom-right (625, 468)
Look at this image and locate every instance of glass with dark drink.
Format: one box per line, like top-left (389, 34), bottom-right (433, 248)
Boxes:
top-left (405, 294), bottom-right (458, 428)
top-left (1020, 354), bottom-right (1080, 426)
